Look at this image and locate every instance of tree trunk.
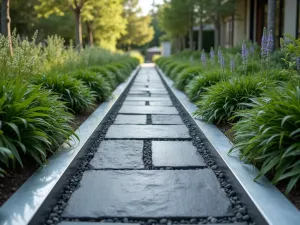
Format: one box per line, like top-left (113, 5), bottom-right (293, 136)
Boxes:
top-left (197, 23), bottom-right (202, 51)
top-left (1, 0), bottom-right (13, 56)
top-left (74, 8), bottom-right (82, 50)
top-left (267, 0), bottom-right (276, 51)
top-left (86, 22), bottom-right (93, 46)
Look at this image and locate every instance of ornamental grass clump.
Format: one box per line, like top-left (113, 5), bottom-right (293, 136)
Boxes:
top-left (186, 70), bottom-right (231, 102)
top-left (169, 63), bottom-right (191, 80)
top-left (0, 81), bottom-right (75, 176)
top-left (32, 73), bottom-right (96, 112)
top-left (104, 65), bottom-right (126, 83)
top-left (88, 66), bottom-right (118, 88)
top-left (194, 76), bottom-right (272, 124)
top-left (71, 70), bottom-right (112, 102)
top-left (175, 66), bottom-right (203, 91)
top-left (230, 85), bottom-right (300, 193)
top-left (165, 61), bottom-right (181, 76)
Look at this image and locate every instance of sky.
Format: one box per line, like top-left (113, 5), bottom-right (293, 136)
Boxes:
top-left (139, 0), bottom-right (164, 15)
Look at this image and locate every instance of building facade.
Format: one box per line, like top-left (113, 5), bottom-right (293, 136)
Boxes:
top-left (221, 0), bottom-right (299, 47)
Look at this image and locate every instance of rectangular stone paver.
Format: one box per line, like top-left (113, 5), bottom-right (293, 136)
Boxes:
top-left (126, 96), bottom-right (171, 102)
top-left (152, 115), bottom-right (183, 124)
top-left (90, 140), bottom-right (144, 169)
top-left (149, 101), bottom-right (173, 106)
top-left (62, 170), bottom-right (232, 218)
top-left (152, 141), bottom-right (206, 168)
top-left (123, 101), bottom-right (146, 106)
top-left (119, 106), bottom-right (178, 115)
top-left (115, 115), bottom-right (146, 124)
top-left (105, 125), bottom-right (190, 139)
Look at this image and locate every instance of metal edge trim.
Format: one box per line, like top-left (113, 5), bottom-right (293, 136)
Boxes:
top-left (0, 66), bottom-right (141, 225)
top-left (156, 66), bottom-right (300, 225)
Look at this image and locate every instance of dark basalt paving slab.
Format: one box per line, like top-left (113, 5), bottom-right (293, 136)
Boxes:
top-left (152, 141), bottom-right (206, 168)
top-left (126, 96), bottom-right (171, 102)
top-left (119, 106), bottom-right (178, 115)
top-left (152, 115), bottom-right (183, 124)
top-left (115, 115), bottom-right (146, 124)
top-left (62, 170), bottom-right (233, 218)
top-left (105, 125), bottom-right (190, 139)
top-left (123, 101), bottom-right (146, 106)
top-left (90, 140), bottom-right (144, 169)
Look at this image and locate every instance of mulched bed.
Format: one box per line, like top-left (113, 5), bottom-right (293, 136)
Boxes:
top-left (217, 122), bottom-right (300, 210)
top-left (0, 105), bottom-right (100, 206)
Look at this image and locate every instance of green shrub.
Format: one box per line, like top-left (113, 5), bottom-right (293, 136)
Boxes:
top-left (71, 70), bottom-right (112, 102)
top-left (161, 59), bottom-right (174, 73)
top-left (104, 65), bottom-right (126, 83)
top-left (169, 63), bottom-right (191, 80)
top-left (129, 51), bottom-right (144, 64)
top-left (152, 54), bottom-right (161, 62)
top-left (175, 66), bottom-right (203, 91)
top-left (194, 76), bottom-right (272, 124)
top-left (32, 73), bottom-right (96, 112)
top-left (230, 85), bottom-right (300, 193)
top-left (88, 66), bottom-right (118, 88)
top-left (0, 81), bottom-right (75, 175)
top-left (186, 70), bottom-right (231, 102)
top-left (165, 61), bottom-right (180, 76)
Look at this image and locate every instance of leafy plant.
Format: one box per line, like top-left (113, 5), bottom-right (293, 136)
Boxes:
top-left (169, 63), bottom-right (191, 80)
top-left (104, 65), bottom-right (126, 83)
top-left (88, 66), bottom-right (118, 88)
top-left (194, 76), bottom-right (272, 124)
top-left (71, 70), bottom-right (112, 102)
top-left (32, 73), bottom-right (96, 112)
top-left (230, 85), bottom-right (300, 193)
top-left (175, 66), bottom-right (203, 91)
top-left (186, 69), bottom-right (231, 102)
top-left (0, 81), bottom-right (75, 174)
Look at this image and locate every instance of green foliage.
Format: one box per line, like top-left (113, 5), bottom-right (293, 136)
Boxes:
top-left (32, 74), bottom-right (96, 112)
top-left (175, 66), bottom-right (203, 91)
top-left (152, 54), bottom-right (161, 62)
top-left (88, 66), bottom-right (118, 88)
top-left (119, 0), bottom-right (154, 49)
top-left (169, 63), bottom-right (191, 79)
top-left (70, 70), bottom-right (112, 102)
top-left (130, 51), bottom-right (144, 64)
top-left (0, 80), bottom-right (75, 175)
top-left (230, 85), bottom-right (300, 193)
top-left (194, 76), bottom-right (272, 124)
top-left (164, 61), bottom-right (181, 76)
top-left (237, 61), bottom-right (261, 75)
top-left (104, 65), bottom-right (126, 83)
top-left (186, 69), bottom-right (231, 102)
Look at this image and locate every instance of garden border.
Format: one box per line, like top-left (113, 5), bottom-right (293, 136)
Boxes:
top-left (0, 66), bottom-right (141, 225)
top-left (156, 64), bottom-right (300, 225)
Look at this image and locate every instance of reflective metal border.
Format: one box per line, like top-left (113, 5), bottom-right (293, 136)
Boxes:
top-left (0, 66), bottom-right (140, 225)
top-left (157, 66), bottom-right (300, 225)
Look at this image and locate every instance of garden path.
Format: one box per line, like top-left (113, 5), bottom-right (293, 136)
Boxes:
top-left (57, 65), bottom-right (248, 225)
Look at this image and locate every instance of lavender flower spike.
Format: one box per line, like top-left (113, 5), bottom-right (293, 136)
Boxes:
top-left (230, 57), bottom-right (235, 72)
top-left (220, 55), bottom-right (225, 70)
top-left (218, 47), bottom-right (222, 62)
top-left (261, 27), bottom-right (268, 59)
top-left (201, 49), bottom-right (206, 65)
top-left (241, 41), bottom-right (248, 65)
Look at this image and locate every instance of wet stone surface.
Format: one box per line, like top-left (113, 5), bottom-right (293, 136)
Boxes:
top-left (119, 106), bottom-right (178, 115)
top-left (105, 125), bottom-right (190, 139)
top-left (89, 140), bottom-right (144, 169)
top-left (149, 101), bottom-right (173, 106)
top-left (62, 170), bottom-right (233, 218)
top-left (152, 115), bottom-right (183, 124)
top-left (152, 141), bottom-right (206, 168)
top-left (114, 115), bottom-right (146, 124)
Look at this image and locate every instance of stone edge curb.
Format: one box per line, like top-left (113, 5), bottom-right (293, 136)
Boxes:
top-left (0, 66), bottom-right (141, 225)
top-left (156, 65), bottom-right (300, 225)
